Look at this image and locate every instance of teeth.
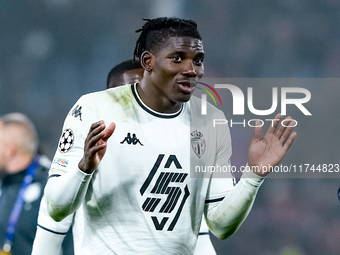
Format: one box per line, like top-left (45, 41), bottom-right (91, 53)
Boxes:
top-left (180, 83), bottom-right (190, 87)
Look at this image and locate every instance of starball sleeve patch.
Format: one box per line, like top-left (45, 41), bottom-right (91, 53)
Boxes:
top-left (58, 128), bottom-right (75, 153)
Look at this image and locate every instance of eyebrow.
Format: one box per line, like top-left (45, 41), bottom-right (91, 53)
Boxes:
top-left (169, 50), bottom-right (205, 57)
top-left (196, 52), bottom-right (205, 57)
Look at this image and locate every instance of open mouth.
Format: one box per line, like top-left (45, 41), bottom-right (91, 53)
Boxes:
top-left (177, 80), bottom-right (196, 94)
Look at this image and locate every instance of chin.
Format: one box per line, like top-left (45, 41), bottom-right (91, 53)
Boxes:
top-left (177, 93), bottom-right (192, 103)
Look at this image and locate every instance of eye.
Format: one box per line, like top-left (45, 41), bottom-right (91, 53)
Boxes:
top-left (171, 56), bottom-right (182, 62)
top-left (194, 57), bottom-right (204, 65)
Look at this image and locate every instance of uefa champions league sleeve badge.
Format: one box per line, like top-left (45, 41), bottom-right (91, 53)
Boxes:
top-left (58, 128), bottom-right (75, 153)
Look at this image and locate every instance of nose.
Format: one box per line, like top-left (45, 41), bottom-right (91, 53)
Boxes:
top-left (182, 61), bottom-right (197, 77)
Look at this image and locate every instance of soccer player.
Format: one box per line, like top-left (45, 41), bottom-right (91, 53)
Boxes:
top-left (107, 59), bottom-right (217, 254)
top-left (33, 59), bottom-right (217, 254)
top-left (44, 17), bottom-right (296, 254)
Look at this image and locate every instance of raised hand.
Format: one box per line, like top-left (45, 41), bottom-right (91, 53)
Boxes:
top-left (78, 120), bottom-right (116, 174)
top-left (248, 113), bottom-right (297, 177)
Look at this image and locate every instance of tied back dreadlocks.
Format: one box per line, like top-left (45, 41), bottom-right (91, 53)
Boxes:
top-left (133, 17), bottom-right (202, 63)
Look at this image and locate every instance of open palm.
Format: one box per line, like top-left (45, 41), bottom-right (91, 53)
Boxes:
top-left (248, 113), bottom-right (297, 177)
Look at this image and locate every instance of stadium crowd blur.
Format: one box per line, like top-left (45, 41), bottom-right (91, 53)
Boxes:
top-left (1, 0), bottom-right (340, 254)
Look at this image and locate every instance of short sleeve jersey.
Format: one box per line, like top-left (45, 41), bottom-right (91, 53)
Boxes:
top-left (49, 84), bottom-right (233, 255)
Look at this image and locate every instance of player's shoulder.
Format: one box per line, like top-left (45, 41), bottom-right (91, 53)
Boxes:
top-left (75, 84), bottom-right (134, 112)
top-left (82, 84), bottom-right (133, 102)
top-left (66, 84), bottom-right (135, 126)
top-left (190, 95), bottom-right (226, 119)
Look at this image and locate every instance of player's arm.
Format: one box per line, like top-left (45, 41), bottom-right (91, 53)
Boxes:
top-left (45, 120), bottom-right (115, 221)
top-left (204, 168), bottom-right (265, 239)
top-left (31, 228), bottom-right (64, 255)
top-left (44, 95), bottom-right (115, 221)
top-left (31, 196), bottom-right (74, 255)
top-left (205, 113), bottom-right (296, 239)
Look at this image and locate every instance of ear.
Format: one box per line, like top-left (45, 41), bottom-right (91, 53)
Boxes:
top-left (140, 51), bottom-right (154, 72)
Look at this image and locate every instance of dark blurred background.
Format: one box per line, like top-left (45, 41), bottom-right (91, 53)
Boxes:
top-left (1, 0), bottom-right (340, 254)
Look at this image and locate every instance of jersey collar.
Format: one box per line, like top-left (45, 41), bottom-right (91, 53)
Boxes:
top-left (131, 83), bottom-right (184, 119)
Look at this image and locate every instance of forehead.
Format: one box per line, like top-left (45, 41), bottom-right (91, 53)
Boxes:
top-left (160, 36), bottom-right (204, 54)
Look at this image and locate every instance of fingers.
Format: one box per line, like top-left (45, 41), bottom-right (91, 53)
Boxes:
top-left (88, 122), bottom-right (116, 156)
top-left (79, 121), bottom-right (115, 173)
top-left (269, 115), bottom-right (296, 146)
top-left (267, 114), bottom-right (295, 140)
top-left (102, 122), bottom-right (116, 141)
top-left (87, 121), bottom-right (106, 148)
top-left (268, 114), bottom-right (297, 152)
top-left (279, 118), bottom-right (295, 144)
top-left (86, 121), bottom-right (115, 150)
top-left (252, 120), bottom-right (262, 141)
top-left (87, 121), bottom-right (104, 138)
top-left (263, 113), bottom-right (297, 148)
top-left (267, 113), bottom-right (282, 134)
top-left (274, 116), bottom-right (290, 139)
top-left (283, 131), bottom-right (297, 152)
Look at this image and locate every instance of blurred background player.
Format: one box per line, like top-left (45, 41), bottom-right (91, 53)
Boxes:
top-left (0, 113), bottom-right (49, 255)
top-left (106, 59), bottom-right (143, 88)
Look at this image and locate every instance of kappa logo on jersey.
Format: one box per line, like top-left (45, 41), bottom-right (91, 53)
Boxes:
top-left (191, 130), bottom-right (206, 158)
top-left (140, 154), bottom-right (190, 231)
top-left (69, 104), bottom-right (82, 121)
top-left (58, 129), bottom-right (75, 153)
top-left (120, 133), bottom-right (143, 146)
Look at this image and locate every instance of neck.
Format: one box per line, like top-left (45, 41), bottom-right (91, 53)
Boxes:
top-left (6, 154), bottom-right (33, 174)
top-left (137, 80), bottom-right (182, 114)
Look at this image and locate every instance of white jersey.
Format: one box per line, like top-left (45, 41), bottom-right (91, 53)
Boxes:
top-left (34, 198), bottom-right (84, 255)
top-left (49, 84), bottom-right (234, 255)
top-left (194, 216), bottom-right (216, 255)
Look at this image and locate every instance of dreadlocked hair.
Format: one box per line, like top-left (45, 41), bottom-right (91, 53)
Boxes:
top-left (133, 17), bottom-right (201, 62)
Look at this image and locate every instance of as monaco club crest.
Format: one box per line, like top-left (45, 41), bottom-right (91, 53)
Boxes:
top-left (191, 130), bottom-right (206, 158)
